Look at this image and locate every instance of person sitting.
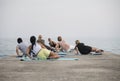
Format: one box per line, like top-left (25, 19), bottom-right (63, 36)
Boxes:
top-left (48, 38), bottom-right (57, 48)
top-left (27, 36), bottom-right (59, 60)
top-left (37, 35), bottom-right (45, 45)
top-left (37, 35), bottom-right (56, 52)
top-left (16, 38), bottom-right (28, 57)
top-left (75, 40), bottom-right (104, 55)
top-left (56, 36), bottom-right (70, 52)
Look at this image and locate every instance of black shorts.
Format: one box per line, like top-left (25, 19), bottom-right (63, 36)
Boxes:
top-left (80, 46), bottom-right (92, 54)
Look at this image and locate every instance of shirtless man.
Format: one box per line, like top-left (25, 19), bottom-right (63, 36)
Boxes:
top-left (56, 36), bottom-right (70, 52)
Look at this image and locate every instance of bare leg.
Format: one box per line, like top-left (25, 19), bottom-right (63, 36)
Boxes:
top-left (49, 52), bottom-right (60, 59)
top-left (91, 47), bottom-right (104, 53)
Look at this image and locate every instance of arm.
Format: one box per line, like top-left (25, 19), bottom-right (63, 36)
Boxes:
top-left (26, 45), bottom-right (32, 59)
top-left (16, 46), bottom-right (20, 56)
top-left (53, 41), bottom-right (57, 45)
top-left (39, 43), bottom-right (46, 48)
top-left (55, 43), bottom-right (61, 52)
top-left (74, 46), bottom-right (79, 55)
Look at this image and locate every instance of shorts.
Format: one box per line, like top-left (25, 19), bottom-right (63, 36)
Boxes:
top-left (37, 48), bottom-right (51, 60)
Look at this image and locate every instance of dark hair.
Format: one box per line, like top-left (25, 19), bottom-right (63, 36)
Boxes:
top-left (57, 36), bottom-right (62, 41)
top-left (30, 36), bottom-right (36, 50)
top-left (48, 38), bottom-right (51, 41)
top-left (17, 38), bottom-right (23, 43)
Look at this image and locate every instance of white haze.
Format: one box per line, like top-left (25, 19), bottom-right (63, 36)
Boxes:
top-left (0, 0), bottom-right (120, 39)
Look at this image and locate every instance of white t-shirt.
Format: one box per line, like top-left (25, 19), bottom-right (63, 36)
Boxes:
top-left (17, 42), bottom-right (28, 54)
top-left (31, 43), bottom-right (41, 55)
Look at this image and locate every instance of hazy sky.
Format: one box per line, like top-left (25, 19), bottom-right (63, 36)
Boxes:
top-left (0, 0), bottom-right (120, 39)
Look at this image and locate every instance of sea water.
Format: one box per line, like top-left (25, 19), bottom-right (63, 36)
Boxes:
top-left (0, 37), bottom-right (120, 57)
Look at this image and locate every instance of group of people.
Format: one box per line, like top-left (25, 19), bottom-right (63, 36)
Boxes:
top-left (16, 35), bottom-right (104, 60)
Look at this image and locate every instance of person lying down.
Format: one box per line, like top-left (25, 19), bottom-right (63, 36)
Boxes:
top-left (75, 40), bottom-right (104, 55)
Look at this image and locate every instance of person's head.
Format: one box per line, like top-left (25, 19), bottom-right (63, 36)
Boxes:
top-left (75, 40), bottom-right (80, 45)
top-left (17, 38), bottom-right (23, 44)
top-left (30, 36), bottom-right (36, 45)
top-left (57, 36), bottom-right (62, 41)
top-left (38, 35), bottom-right (42, 39)
top-left (48, 38), bottom-right (51, 42)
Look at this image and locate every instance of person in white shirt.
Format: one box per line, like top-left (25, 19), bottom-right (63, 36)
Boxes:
top-left (27, 36), bottom-right (59, 60)
top-left (16, 38), bottom-right (28, 57)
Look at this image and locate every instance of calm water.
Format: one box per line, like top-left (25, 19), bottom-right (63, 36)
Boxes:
top-left (0, 37), bottom-right (120, 57)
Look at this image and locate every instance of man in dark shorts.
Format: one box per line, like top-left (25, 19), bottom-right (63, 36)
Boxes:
top-left (75, 40), bottom-right (103, 55)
